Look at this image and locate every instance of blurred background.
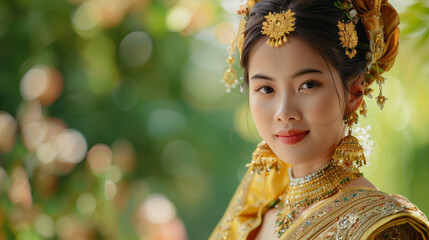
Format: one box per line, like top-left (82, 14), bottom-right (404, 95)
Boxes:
top-left (0, 0), bottom-right (428, 239)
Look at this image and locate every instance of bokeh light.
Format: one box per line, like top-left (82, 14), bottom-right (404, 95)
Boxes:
top-left (86, 143), bottom-right (112, 176)
top-left (8, 166), bottom-right (33, 209)
top-left (22, 120), bottom-right (48, 152)
top-left (53, 129), bottom-right (87, 166)
top-left (119, 31), bottom-right (153, 67)
top-left (76, 193), bottom-right (96, 217)
top-left (104, 180), bottom-right (117, 200)
top-left (72, 2), bottom-right (102, 36)
top-left (166, 6), bottom-right (192, 32)
top-left (18, 101), bottom-right (43, 127)
top-left (55, 216), bottom-right (73, 239)
top-left (140, 193), bottom-right (175, 224)
top-left (35, 214), bottom-right (55, 238)
top-left (55, 215), bottom-right (95, 240)
top-left (214, 22), bottom-right (235, 45)
top-left (105, 166), bottom-right (122, 183)
top-left (136, 193), bottom-right (187, 240)
top-left (20, 66), bottom-right (64, 106)
top-left (0, 111), bottom-right (17, 153)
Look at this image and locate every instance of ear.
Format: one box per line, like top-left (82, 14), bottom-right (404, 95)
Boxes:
top-left (347, 75), bottom-right (364, 112)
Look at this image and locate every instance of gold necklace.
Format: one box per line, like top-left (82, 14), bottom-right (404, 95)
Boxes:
top-left (275, 160), bottom-right (361, 237)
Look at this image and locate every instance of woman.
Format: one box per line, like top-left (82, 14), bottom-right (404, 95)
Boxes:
top-left (211, 0), bottom-right (429, 239)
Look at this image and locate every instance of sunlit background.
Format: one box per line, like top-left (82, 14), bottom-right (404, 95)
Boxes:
top-left (0, 0), bottom-right (428, 239)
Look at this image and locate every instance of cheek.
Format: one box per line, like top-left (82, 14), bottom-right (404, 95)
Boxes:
top-left (305, 88), bottom-right (344, 126)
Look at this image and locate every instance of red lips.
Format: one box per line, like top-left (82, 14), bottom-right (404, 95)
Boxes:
top-left (275, 129), bottom-right (309, 145)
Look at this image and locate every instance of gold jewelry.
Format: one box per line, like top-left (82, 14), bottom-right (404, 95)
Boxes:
top-left (337, 20), bottom-right (358, 59)
top-left (335, 0), bottom-right (358, 59)
top-left (333, 111), bottom-right (366, 170)
top-left (261, 10), bottom-right (296, 47)
top-left (221, 43), bottom-right (239, 93)
top-left (275, 159), bottom-right (360, 237)
top-left (246, 141), bottom-right (281, 175)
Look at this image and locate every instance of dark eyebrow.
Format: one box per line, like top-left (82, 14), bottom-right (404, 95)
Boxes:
top-left (250, 73), bottom-right (273, 81)
top-left (250, 68), bottom-right (323, 81)
top-left (292, 68), bottom-right (323, 78)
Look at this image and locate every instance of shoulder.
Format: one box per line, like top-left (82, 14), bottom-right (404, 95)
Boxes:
top-left (343, 176), bottom-right (377, 190)
top-left (284, 186), bottom-right (429, 240)
top-left (337, 187), bottom-right (429, 239)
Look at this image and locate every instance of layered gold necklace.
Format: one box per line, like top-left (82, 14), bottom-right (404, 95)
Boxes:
top-left (275, 160), bottom-right (361, 237)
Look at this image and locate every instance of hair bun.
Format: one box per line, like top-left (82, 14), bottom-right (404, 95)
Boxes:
top-left (352, 0), bottom-right (400, 72)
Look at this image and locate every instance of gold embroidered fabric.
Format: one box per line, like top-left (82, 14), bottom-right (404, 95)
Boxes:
top-left (281, 188), bottom-right (429, 239)
top-left (210, 177), bottom-right (429, 240)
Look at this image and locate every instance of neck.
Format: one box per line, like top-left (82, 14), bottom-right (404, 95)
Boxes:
top-left (290, 156), bottom-right (332, 178)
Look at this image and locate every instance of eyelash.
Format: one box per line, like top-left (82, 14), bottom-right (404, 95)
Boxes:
top-left (256, 86), bottom-right (274, 94)
top-left (300, 80), bottom-right (321, 90)
top-left (255, 80), bottom-right (321, 94)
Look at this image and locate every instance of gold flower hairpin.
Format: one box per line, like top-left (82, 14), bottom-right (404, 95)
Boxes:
top-left (338, 21), bottom-right (358, 59)
top-left (262, 9), bottom-right (296, 47)
top-left (335, 0), bottom-right (359, 59)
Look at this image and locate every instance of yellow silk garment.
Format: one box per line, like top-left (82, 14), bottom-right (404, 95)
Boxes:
top-left (209, 164), bottom-right (429, 239)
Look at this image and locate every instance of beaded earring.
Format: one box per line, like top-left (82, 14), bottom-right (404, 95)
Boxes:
top-left (333, 111), bottom-right (366, 170)
top-left (246, 141), bottom-right (281, 175)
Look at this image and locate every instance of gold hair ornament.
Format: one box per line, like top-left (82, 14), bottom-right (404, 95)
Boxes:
top-left (351, 0), bottom-right (400, 112)
top-left (221, 37), bottom-right (239, 93)
top-left (338, 20), bottom-right (358, 59)
top-left (220, 0), bottom-right (261, 93)
top-left (335, 0), bottom-right (359, 59)
top-left (261, 10), bottom-right (296, 47)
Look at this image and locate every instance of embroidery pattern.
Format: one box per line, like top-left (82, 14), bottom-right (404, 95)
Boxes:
top-left (282, 189), bottom-right (429, 240)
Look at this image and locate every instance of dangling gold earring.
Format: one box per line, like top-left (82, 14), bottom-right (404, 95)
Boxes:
top-left (246, 141), bottom-right (281, 175)
top-left (333, 111), bottom-right (366, 171)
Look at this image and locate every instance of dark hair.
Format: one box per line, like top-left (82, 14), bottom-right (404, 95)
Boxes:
top-left (240, 0), bottom-right (369, 91)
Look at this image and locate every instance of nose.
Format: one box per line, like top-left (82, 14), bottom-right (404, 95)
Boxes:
top-left (273, 93), bottom-right (301, 122)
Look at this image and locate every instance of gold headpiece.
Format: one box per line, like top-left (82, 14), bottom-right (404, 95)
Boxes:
top-left (261, 10), bottom-right (296, 47)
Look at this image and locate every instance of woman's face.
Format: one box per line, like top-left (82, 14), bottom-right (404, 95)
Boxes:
top-left (248, 36), bottom-right (350, 168)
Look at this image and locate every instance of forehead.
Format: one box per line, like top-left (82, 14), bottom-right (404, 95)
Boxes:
top-left (248, 36), bottom-right (328, 77)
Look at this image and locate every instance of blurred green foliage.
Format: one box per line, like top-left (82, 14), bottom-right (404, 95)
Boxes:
top-left (0, 0), bottom-right (428, 239)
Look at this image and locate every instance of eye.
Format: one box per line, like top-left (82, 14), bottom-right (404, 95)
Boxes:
top-left (257, 86), bottom-right (274, 94)
top-left (300, 80), bottom-right (321, 90)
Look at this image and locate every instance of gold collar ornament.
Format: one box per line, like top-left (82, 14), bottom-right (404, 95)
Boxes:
top-left (275, 160), bottom-right (361, 237)
top-left (262, 10), bottom-right (296, 47)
